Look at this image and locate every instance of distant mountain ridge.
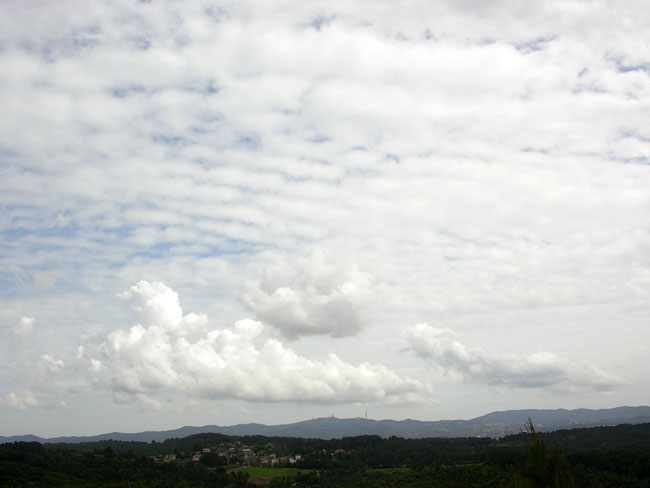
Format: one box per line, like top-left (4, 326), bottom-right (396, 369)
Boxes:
top-left (2, 406), bottom-right (649, 443)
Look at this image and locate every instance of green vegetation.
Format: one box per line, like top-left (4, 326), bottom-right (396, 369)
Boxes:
top-left (510, 419), bottom-right (574, 488)
top-left (1, 421), bottom-right (648, 487)
top-left (367, 466), bottom-right (412, 473)
top-left (235, 466), bottom-right (310, 478)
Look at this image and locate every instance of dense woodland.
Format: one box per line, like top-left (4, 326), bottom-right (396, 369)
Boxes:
top-left (1, 422), bottom-right (649, 487)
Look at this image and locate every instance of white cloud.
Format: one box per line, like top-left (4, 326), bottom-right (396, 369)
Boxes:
top-left (404, 323), bottom-right (624, 392)
top-left (33, 270), bottom-right (60, 289)
top-left (118, 280), bottom-right (207, 335)
top-left (12, 316), bottom-right (34, 339)
top-left (79, 281), bottom-right (429, 408)
top-left (244, 248), bottom-right (373, 338)
top-left (0, 391), bottom-right (68, 411)
top-left (10, 354), bottom-right (67, 396)
top-left (0, 391), bottom-right (39, 411)
top-left (4, 316), bottom-right (68, 409)
top-left (0, 0), bottom-right (649, 430)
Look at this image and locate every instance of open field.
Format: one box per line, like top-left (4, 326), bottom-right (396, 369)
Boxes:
top-left (367, 467), bottom-right (412, 474)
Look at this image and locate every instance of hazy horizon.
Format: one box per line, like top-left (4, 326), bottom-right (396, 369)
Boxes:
top-left (2, 0), bottom-right (649, 438)
top-left (5, 404), bottom-right (650, 439)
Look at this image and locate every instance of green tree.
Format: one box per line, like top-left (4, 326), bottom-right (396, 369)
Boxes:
top-left (512, 419), bottom-right (574, 488)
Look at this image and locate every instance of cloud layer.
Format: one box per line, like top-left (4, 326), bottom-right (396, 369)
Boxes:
top-left (404, 323), bottom-right (624, 392)
top-left (79, 281), bottom-right (428, 409)
top-left (0, 0), bottom-right (649, 433)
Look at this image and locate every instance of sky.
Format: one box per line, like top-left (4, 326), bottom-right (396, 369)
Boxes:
top-left (1, 0), bottom-right (649, 438)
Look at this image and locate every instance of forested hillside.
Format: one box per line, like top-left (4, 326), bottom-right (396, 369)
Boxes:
top-left (1, 422), bottom-right (649, 487)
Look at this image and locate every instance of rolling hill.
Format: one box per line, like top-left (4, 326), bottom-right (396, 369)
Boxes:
top-left (2, 405), bottom-right (649, 443)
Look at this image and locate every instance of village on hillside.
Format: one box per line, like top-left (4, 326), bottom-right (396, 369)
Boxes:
top-left (152, 439), bottom-right (346, 468)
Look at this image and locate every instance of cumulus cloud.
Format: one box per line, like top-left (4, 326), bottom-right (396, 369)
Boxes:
top-left (0, 369), bottom-right (67, 412)
top-left (0, 391), bottom-right (39, 411)
top-left (243, 248), bottom-right (373, 338)
top-left (2, 352), bottom-right (67, 403)
top-left (2, 314), bottom-right (67, 410)
top-left (0, 391), bottom-right (66, 411)
top-left (118, 280), bottom-right (207, 335)
top-left (12, 316), bottom-right (34, 339)
top-left (0, 0), bottom-right (649, 427)
top-left (24, 354), bottom-right (66, 392)
top-left (79, 281), bottom-right (428, 408)
top-left (404, 324), bottom-right (624, 392)
top-left (3, 314), bottom-right (69, 410)
top-left (0, 391), bottom-right (68, 411)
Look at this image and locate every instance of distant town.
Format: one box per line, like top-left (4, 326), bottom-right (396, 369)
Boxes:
top-left (153, 439), bottom-right (313, 467)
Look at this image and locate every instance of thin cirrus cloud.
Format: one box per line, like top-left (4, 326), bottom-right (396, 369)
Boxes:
top-left (404, 323), bottom-right (625, 392)
top-left (243, 248), bottom-right (373, 338)
top-left (77, 281), bottom-right (429, 410)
